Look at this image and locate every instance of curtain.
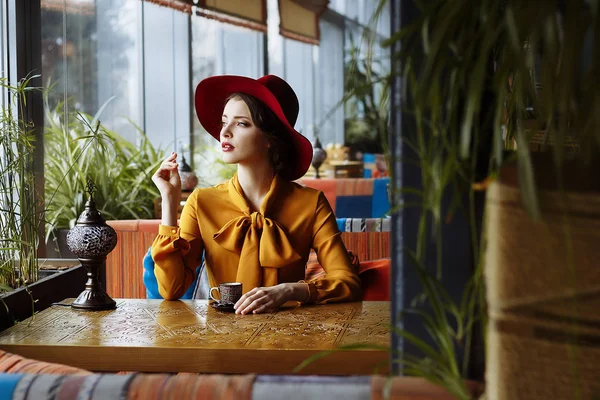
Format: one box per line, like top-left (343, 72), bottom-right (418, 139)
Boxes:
top-left (195, 0), bottom-right (267, 32)
top-left (142, 0), bottom-right (194, 14)
top-left (139, 0), bottom-right (267, 34)
top-left (41, 0), bottom-right (96, 15)
top-left (139, 0), bottom-right (328, 41)
top-left (278, 0), bottom-right (328, 45)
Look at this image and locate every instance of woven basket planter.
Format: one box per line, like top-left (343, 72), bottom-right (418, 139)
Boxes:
top-left (484, 169), bottom-right (600, 399)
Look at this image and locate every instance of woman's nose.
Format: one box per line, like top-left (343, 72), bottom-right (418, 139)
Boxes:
top-left (220, 125), bottom-right (232, 139)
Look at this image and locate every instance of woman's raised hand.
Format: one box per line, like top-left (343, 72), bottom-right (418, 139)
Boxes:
top-left (152, 152), bottom-right (182, 197)
top-left (152, 153), bottom-right (182, 226)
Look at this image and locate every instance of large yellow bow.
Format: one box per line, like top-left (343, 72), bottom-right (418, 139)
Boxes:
top-left (212, 211), bottom-right (302, 292)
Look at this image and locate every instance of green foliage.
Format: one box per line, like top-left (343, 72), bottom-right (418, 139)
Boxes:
top-left (372, 0), bottom-right (598, 394)
top-left (44, 98), bottom-right (166, 235)
top-left (0, 76), bottom-right (43, 291)
top-left (344, 33), bottom-right (390, 155)
top-left (193, 140), bottom-right (236, 186)
top-left (392, 0), bottom-right (599, 220)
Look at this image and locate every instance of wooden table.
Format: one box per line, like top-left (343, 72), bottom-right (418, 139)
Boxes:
top-left (0, 299), bottom-right (390, 375)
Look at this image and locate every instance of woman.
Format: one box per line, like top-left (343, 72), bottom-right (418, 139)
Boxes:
top-left (151, 74), bottom-right (361, 315)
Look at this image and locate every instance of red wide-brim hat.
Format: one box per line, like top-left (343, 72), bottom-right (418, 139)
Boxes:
top-left (195, 75), bottom-right (313, 181)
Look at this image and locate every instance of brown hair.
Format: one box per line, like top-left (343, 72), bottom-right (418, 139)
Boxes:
top-left (225, 93), bottom-right (295, 178)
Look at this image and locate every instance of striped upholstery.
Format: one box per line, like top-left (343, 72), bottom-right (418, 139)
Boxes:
top-left (106, 219), bottom-right (390, 299)
top-left (0, 350), bottom-right (90, 376)
top-left (337, 218), bottom-right (391, 233)
top-left (0, 372), bottom-right (483, 399)
top-left (106, 220), bottom-right (164, 299)
top-left (0, 371), bottom-right (255, 400)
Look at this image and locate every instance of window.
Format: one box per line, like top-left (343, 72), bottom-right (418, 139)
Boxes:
top-left (283, 38), bottom-right (315, 142)
top-left (38, 0), bottom-right (390, 180)
top-left (267, 0), bottom-right (345, 147)
top-left (142, 2), bottom-right (190, 151)
top-left (0, 0), bottom-right (8, 110)
top-left (315, 15), bottom-right (344, 146)
top-left (190, 16), bottom-right (264, 185)
top-left (343, 4), bottom-right (391, 155)
top-left (41, 0), bottom-right (190, 149)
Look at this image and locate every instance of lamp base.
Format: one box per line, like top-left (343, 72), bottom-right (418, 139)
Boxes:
top-left (71, 289), bottom-right (116, 311)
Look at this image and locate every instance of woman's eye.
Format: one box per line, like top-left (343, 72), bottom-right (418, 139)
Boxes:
top-left (238, 122), bottom-right (248, 127)
top-left (221, 121), bottom-right (227, 126)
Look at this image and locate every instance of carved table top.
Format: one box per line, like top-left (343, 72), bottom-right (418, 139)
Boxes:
top-left (0, 299), bottom-right (390, 375)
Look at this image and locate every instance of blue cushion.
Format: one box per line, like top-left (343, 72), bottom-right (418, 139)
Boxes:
top-left (142, 248), bottom-right (201, 299)
top-left (362, 153), bottom-right (375, 163)
top-left (372, 178), bottom-right (391, 218)
top-left (335, 196), bottom-right (372, 218)
top-left (0, 373), bottom-right (25, 400)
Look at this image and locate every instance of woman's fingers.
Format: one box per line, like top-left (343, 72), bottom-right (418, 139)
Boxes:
top-left (251, 304), bottom-right (274, 314)
top-left (152, 153), bottom-right (179, 183)
top-left (235, 289), bottom-right (271, 315)
top-left (234, 287), bottom-right (258, 308)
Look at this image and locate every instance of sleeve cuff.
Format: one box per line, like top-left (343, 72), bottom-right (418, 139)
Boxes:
top-left (156, 225), bottom-right (189, 251)
top-left (298, 281), bottom-right (318, 304)
top-left (158, 224), bottom-right (180, 236)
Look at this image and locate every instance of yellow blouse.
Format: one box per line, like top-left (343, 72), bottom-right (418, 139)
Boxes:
top-left (151, 173), bottom-right (362, 303)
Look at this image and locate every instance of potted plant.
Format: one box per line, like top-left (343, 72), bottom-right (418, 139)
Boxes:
top-left (0, 76), bottom-right (42, 293)
top-left (43, 99), bottom-right (166, 257)
top-left (384, 0), bottom-right (599, 398)
top-left (0, 77), bottom-right (88, 331)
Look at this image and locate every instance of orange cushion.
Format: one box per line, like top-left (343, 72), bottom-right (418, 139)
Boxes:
top-left (358, 259), bottom-right (390, 301)
top-left (305, 253), bottom-right (390, 301)
top-left (0, 349), bottom-right (91, 375)
top-left (296, 178), bottom-right (337, 212)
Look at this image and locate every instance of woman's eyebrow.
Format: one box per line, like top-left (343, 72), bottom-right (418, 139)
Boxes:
top-left (222, 114), bottom-right (251, 120)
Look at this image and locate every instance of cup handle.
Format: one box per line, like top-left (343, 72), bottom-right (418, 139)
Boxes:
top-left (209, 287), bottom-right (220, 302)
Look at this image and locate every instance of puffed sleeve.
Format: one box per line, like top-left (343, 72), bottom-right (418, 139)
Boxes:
top-left (151, 191), bottom-right (204, 300)
top-left (304, 192), bottom-right (362, 303)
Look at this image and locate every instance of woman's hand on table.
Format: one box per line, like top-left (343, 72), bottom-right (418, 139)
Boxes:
top-left (234, 283), bottom-right (309, 315)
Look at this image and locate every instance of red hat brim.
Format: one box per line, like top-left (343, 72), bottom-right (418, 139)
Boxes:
top-left (194, 75), bottom-right (313, 181)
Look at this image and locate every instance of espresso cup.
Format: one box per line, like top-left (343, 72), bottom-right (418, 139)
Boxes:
top-left (209, 282), bottom-right (242, 305)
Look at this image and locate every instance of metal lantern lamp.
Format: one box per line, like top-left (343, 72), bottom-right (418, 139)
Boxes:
top-left (311, 137), bottom-right (327, 179)
top-left (66, 180), bottom-right (118, 310)
top-left (179, 154), bottom-right (198, 192)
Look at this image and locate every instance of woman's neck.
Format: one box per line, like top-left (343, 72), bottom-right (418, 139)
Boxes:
top-left (237, 162), bottom-right (275, 213)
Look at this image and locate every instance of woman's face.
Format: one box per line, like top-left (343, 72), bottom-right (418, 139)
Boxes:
top-left (220, 98), bottom-right (270, 166)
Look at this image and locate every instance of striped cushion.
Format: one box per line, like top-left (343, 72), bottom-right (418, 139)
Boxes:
top-left (128, 373), bottom-right (255, 400)
top-left (0, 371), bottom-right (256, 400)
top-left (336, 218), bottom-right (391, 232)
top-left (0, 350), bottom-right (90, 376)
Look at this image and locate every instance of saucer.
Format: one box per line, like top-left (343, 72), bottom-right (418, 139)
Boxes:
top-left (210, 301), bottom-right (236, 313)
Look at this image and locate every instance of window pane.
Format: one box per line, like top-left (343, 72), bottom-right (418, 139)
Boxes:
top-left (316, 17), bottom-right (344, 146)
top-left (41, 0), bottom-right (144, 143)
top-left (343, 16), bottom-right (390, 155)
top-left (376, 0), bottom-right (390, 37)
top-left (0, 1), bottom-right (7, 110)
top-left (345, 0), bottom-right (359, 20)
top-left (190, 17), bottom-right (264, 185)
top-left (143, 1), bottom-right (190, 151)
top-left (284, 38), bottom-right (314, 143)
top-left (267, 0), bottom-right (283, 77)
